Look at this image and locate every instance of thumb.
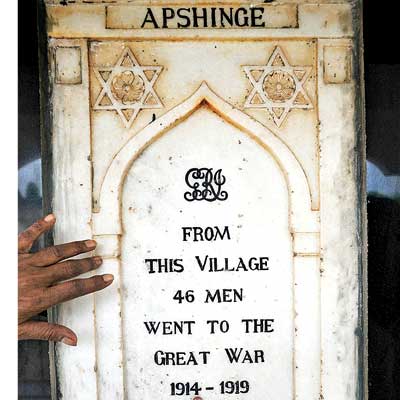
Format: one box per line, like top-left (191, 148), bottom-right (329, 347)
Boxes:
top-left (18, 321), bottom-right (77, 346)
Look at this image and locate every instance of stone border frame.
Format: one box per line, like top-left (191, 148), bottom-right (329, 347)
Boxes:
top-left (39, 1), bottom-right (366, 397)
top-left (92, 82), bottom-right (321, 399)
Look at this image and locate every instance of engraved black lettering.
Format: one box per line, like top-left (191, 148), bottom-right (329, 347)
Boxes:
top-left (144, 320), bottom-right (195, 335)
top-left (141, 8), bottom-right (159, 28)
top-left (145, 258), bottom-right (184, 273)
top-left (235, 7), bottom-right (249, 27)
top-left (192, 7), bottom-right (208, 28)
top-left (219, 7), bottom-right (233, 27)
top-left (162, 7), bottom-right (175, 28)
top-left (176, 8), bottom-right (191, 28)
top-left (241, 318), bottom-right (275, 333)
top-left (204, 288), bottom-right (243, 303)
top-left (224, 348), bottom-right (265, 364)
top-left (251, 7), bottom-right (266, 27)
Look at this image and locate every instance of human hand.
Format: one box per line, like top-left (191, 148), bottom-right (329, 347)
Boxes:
top-left (18, 214), bottom-right (114, 346)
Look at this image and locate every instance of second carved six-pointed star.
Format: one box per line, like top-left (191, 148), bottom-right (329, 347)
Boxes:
top-left (243, 46), bottom-right (314, 127)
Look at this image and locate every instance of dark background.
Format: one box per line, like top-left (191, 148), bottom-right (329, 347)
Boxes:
top-left (364, 1), bottom-right (400, 398)
top-left (19, 0), bottom-right (400, 398)
top-left (19, 1), bottom-right (50, 399)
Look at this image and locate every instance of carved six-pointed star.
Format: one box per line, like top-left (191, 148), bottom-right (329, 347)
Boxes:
top-left (243, 46), bottom-right (313, 127)
top-left (93, 46), bottom-right (163, 128)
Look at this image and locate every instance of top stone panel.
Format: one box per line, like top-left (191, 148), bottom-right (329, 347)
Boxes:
top-left (44, 0), bottom-right (355, 3)
top-left (45, 2), bottom-right (354, 38)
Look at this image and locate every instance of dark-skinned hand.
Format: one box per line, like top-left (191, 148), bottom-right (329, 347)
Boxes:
top-left (18, 214), bottom-right (114, 346)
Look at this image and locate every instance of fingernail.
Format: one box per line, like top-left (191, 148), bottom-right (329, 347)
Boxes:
top-left (44, 214), bottom-right (56, 222)
top-left (93, 256), bottom-right (103, 266)
top-left (85, 240), bottom-right (97, 249)
top-left (61, 337), bottom-right (76, 346)
top-left (103, 274), bottom-right (114, 283)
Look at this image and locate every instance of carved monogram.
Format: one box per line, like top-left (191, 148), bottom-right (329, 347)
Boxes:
top-left (184, 168), bottom-right (228, 202)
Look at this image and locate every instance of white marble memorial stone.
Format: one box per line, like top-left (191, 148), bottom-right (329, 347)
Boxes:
top-left (40, 1), bottom-right (366, 399)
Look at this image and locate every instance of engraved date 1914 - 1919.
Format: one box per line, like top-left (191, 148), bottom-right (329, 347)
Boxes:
top-left (170, 380), bottom-right (250, 396)
top-left (184, 168), bottom-right (228, 202)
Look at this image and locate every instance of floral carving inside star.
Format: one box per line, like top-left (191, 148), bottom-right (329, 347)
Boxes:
top-left (93, 47), bottom-right (163, 128)
top-left (243, 46), bottom-right (313, 127)
top-left (263, 71), bottom-right (296, 103)
top-left (111, 71), bottom-right (145, 105)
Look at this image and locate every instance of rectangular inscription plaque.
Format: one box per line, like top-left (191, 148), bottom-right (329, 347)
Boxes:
top-left (39, 1), bottom-right (366, 399)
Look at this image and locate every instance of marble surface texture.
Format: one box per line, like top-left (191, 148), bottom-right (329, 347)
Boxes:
top-left (42, 1), bottom-right (366, 399)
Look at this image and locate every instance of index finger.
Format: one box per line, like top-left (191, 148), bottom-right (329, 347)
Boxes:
top-left (18, 214), bottom-right (56, 253)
